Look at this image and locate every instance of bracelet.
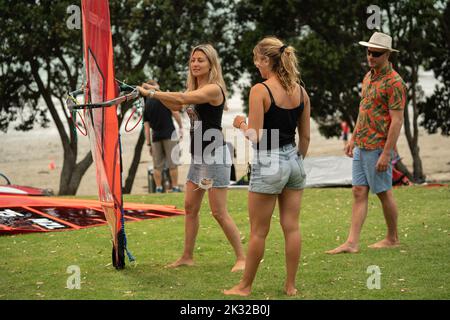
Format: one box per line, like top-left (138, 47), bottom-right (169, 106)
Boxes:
top-left (148, 89), bottom-right (156, 98)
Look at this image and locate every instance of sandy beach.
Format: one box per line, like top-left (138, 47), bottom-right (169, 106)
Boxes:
top-left (1, 98), bottom-right (449, 196)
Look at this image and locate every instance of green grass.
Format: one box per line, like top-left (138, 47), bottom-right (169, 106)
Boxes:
top-left (1, 187), bottom-right (449, 300)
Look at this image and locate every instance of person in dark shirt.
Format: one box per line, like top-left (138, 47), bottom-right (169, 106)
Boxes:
top-left (138, 45), bottom-right (245, 273)
top-left (143, 80), bottom-right (183, 193)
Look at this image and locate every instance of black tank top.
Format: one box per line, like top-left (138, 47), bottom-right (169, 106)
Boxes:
top-left (188, 85), bottom-right (226, 156)
top-left (257, 82), bottom-right (304, 150)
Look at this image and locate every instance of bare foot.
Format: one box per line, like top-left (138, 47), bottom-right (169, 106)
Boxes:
top-left (284, 286), bottom-right (298, 296)
top-left (368, 238), bottom-right (400, 249)
top-left (325, 242), bottom-right (359, 254)
top-left (166, 257), bottom-right (194, 268)
top-left (223, 284), bottom-right (251, 297)
top-left (231, 259), bottom-right (246, 273)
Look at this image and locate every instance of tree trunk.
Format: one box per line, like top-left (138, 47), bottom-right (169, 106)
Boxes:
top-left (30, 59), bottom-right (92, 195)
top-left (403, 76), bottom-right (426, 183)
top-left (123, 127), bottom-right (145, 194)
top-left (59, 149), bottom-right (93, 195)
top-left (395, 159), bottom-right (414, 182)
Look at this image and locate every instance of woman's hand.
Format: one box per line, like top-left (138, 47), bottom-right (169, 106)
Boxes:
top-left (137, 86), bottom-right (150, 97)
top-left (233, 115), bottom-right (246, 129)
top-left (142, 83), bottom-right (160, 91)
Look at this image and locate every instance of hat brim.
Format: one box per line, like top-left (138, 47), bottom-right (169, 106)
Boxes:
top-left (358, 41), bottom-right (399, 52)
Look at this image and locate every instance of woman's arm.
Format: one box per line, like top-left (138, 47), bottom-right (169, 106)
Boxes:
top-left (234, 84), bottom-right (266, 143)
top-left (138, 84), bottom-right (222, 111)
top-left (297, 87), bottom-right (310, 158)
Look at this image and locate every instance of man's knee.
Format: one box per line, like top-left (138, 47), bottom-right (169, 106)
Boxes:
top-left (376, 189), bottom-right (395, 203)
top-left (352, 185), bottom-right (369, 200)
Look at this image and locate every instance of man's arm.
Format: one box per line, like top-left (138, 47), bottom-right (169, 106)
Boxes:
top-left (376, 80), bottom-right (406, 172)
top-left (344, 115), bottom-right (360, 158)
top-left (144, 121), bottom-right (151, 146)
top-left (172, 111), bottom-right (183, 129)
top-left (376, 109), bottom-right (404, 172)
top-left (171, 111), bottom-right (183, 139)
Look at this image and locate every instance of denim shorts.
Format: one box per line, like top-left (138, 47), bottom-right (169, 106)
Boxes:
top-left (352, 147), bottom-right (392, 194)
top-left (187, 144), bottom-right (231, 188)
top-left (249, 144), bottom-right (306, 194)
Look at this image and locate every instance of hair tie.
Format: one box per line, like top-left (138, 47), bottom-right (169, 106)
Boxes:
top-left (280, 45), bottom-right (288, 53)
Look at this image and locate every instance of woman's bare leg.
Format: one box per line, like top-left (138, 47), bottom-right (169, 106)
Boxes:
top-left (167, 181), bottom-right (205, 268)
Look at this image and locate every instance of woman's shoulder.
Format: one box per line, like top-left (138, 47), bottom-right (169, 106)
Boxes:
top-left (250, 82), bottom-right (270, 94)
top-left (299, 84), bottom-right (310, 106)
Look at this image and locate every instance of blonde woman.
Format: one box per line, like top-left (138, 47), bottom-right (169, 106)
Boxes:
top-left (224, 37), bottom-right (311, 296)
top-left (138, 44), bottom-right (245, 272)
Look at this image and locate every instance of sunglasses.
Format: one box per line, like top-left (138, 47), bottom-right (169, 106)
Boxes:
top-left (367, 49), bottom-right (387, 58)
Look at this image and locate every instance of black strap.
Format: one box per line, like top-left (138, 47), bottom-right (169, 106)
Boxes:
top-left (217, 84), bottom-right (226, 105)
top-left (260, 82), bottom-right (275, 105)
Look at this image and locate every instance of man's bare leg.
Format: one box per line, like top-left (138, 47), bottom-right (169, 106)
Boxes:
top-left (326, 186), bottom-right (369, 254)
top-left (369, 189), bottom-right (400, 249)
top-left (169, 167), bottom-right (179, 189)
top-left (153, 169), bottom-right (163, 188)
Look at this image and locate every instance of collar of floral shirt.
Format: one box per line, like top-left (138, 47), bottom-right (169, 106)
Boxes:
top-left (370, 62), bottom-right (392, 81)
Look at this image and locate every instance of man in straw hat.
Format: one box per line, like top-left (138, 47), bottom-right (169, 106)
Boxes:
top-left (327, 32), bottom-right (407, 254)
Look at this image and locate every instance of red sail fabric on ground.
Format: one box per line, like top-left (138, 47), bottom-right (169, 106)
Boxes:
top-left (0, 195), bottom-right (184, 236)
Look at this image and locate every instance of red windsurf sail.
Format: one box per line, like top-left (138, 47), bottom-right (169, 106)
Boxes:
top-left (81, 0), bottom-right (125, 269)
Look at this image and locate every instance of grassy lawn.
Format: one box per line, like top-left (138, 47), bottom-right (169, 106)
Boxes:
top-left (0, 186), bottom-right (449, 300)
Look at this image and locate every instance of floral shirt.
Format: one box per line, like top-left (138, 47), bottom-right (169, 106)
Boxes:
top-left (354, 63), bottom-right (407, 150)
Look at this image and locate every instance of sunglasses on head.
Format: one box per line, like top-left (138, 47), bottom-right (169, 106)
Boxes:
top-left (367, 49), bottom-right (387, 58)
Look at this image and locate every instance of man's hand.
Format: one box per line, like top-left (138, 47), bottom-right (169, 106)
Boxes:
top-left (344, 140), bottom-right (355, 158)
top-left (148, 144), bottom-right (152, 156)
top-left (376, 152), bottom-right (390, 172)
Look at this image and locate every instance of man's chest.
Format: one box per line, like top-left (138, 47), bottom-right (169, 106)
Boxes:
top-left (360, 78), bottom-right (390, 112)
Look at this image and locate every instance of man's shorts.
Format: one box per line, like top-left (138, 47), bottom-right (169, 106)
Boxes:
top-left (352, 147), bottom-right (393, 194)
top-left (249, 144), bottom-right (306, 195)
top-left (152, 139), bottom-right (179, 170)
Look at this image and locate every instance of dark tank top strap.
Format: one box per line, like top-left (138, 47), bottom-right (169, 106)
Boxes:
top-left (260, 82), bottom-right (275, 105)
top-left (217, 84), bottom-right (226, 106)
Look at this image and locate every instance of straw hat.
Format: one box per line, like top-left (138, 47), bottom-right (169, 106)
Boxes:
top-left (359, 32), bottom-right (399, 52)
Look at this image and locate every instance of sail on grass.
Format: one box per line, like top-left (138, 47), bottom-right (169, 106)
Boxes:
top-left (81, 0), bottom-right (126, 269)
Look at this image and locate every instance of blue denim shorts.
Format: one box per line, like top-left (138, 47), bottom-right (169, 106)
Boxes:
top-left (187, 144), bottom-right (231, 188)
top-left (352, 147), bottom-right (392, 194)
top-left (249, 144), bottom-right (306, 194)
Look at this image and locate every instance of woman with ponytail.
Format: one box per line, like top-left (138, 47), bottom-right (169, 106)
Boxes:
top-left (225, 37), bottom-right (311, 296)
